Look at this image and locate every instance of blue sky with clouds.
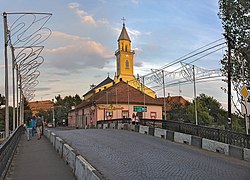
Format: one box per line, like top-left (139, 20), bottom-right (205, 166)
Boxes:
top-left (0, 0), bottom-right (231, 108)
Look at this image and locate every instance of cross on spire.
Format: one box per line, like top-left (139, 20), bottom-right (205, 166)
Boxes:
top-left (121, 17), bottom-right (126, 26)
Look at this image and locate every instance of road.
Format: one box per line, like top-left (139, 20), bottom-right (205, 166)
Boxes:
top-left (55, 128), bottom-right (250, 180)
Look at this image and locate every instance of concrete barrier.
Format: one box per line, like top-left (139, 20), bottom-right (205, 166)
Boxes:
top-left (139, 125), bottom-right (149, 135)
top-left (97, 124), bottom-right (102, 129)
top-left (243, 148), bottom-right (250, 161)
top-left (44, 129), bottom-right (51, 139)
top-left (123, 123), bottom-right (130, 130)
top-left (75, 155), bottom-right (101, 180)
top-left (55, 137), bottom-right (64, 157)
top-left (103, 124), bottom-right (108, 129)
top-left (174, 132), bottom-right (191, 145)
top-left (130, 125), bottom-right (135, 131)
top-left (166, 130), bottom-right (174, 141)
top-left (202, 138), bottom-right (229, 155)
top-left (149, 127), bottom-right (155, 136)
top-left (229, 145), bottom-right (243, 160)
top-left (63, 144), bottom-right (77, 173)
top-left (50, 132), bottom-right (56, 147)
top-left (135, 125), bottom-right (140, 132)
top-left (109, 123), bottom-right (115, 129)
top-left (191, 136), bottom-right (202, 148)
top-left (154, 128), bottom-right (167, 139)
top-left (117, 123), bottom-right (124, 130)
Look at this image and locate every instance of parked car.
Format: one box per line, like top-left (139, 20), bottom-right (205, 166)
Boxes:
top-left (47, 123), bottom-right (53, 128)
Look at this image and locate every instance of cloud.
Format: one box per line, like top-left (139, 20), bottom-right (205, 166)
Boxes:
top-left (131, 0), bottom-right (139, 5)
top-left (36, 87), bottom-right (52, 91)
top-left (44, 31), bottom-right (113, 73)
top-left (68, 2), bottom-right (108, 26)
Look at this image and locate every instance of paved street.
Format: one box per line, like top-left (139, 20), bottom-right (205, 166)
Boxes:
top-left (55, 128), bottom-right (250, 180)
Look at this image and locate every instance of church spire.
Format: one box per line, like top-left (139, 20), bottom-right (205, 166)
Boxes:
top-left (118, 17), bottom-right (131, 41)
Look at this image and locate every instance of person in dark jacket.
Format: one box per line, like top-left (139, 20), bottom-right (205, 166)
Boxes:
top-left (36, 115), bottom-right (43, 140)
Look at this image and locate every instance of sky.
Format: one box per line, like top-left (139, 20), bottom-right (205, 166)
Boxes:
top-left (0, 0), bottom-right (232, 109)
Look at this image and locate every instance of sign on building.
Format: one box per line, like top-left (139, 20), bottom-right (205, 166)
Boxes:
top-left (133, 106), bottom-right (147, 112)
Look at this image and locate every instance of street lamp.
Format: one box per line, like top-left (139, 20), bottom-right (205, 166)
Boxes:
top-left (52, 99), bottom-right (55, 127)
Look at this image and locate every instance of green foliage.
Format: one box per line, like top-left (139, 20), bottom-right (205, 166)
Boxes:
top-left (0, 108), bottom-right (4, 131)
top-left (53, 94), bottom-right (83, 125)
top-left (186, 99), bottom-right (214, 126)
top-left (231, 114), bottom-right (245, 133)
top-left (218, 0), bottom-right (250, 85)
top-left (168, 103), bottom-right (188, 122)
top-left (0, 94), bottom-right (5, 106)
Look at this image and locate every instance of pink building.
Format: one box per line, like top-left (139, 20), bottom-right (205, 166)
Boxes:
top-left (68, 81), bottom-right (162, 128)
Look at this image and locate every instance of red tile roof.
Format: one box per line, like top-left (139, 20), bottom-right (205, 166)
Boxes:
top-left (77, 81), bottom-right (162, 109)
top-left (157, 96), bottom-right (190, 111)
top-left (28, 100), bottom-right (54, 114)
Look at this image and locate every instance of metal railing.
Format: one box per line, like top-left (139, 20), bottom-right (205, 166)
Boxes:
top-left (0, 126), bottom-right (23, 180)
top-left (97, 118), bottom-right (250, 149)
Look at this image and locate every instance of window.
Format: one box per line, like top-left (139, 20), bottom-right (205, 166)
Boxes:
top-left (150, 112), bottom-right (156, 119)
top-left (122, 110), bottom-right (129, 118)
top-left (117, 59), bottom-right (120, 68)
top-left (125, 60), bottom-right (129, 69)
top-left (106, 111), bottom-right (113, 120)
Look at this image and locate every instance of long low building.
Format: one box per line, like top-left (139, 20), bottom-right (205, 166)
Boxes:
top-left (68, 80), bottom-right (162, 128)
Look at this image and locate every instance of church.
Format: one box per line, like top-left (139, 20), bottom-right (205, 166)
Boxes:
top-left (68, 21), bottom-right (162, 128)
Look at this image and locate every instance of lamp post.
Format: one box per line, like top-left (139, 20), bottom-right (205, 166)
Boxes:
top-left (3, 12), bottom-right (9, 137)
top-left (52, 99), bottom-right (55, 127)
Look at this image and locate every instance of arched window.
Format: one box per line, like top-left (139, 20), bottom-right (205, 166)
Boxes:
top-left (125, 60), bottom-right (129, 69)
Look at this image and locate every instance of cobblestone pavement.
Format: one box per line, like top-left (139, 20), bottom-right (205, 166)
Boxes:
top-left (55, 129), bottom-right (250, 180)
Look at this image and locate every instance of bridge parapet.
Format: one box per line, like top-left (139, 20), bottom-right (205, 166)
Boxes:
top-left (0, 126), bottom-right (23, 179)
top-left (96, 119), bottom-right (250, 161)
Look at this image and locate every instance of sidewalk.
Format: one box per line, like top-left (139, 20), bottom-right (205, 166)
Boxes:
top-left (5, 132), bottom-right (76, 180)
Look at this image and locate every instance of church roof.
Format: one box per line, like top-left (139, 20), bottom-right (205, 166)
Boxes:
top-left (83, 76), bottom-right (114, 97)
top-left (118, 23), bottom-right (131, 41)
top-left (95, 76), bottom-right (114, 89)
top-left (77, 81), bottom-right (162, 109)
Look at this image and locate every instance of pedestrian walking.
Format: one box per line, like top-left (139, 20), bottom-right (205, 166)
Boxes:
top-left (135, 113), bottom-right (139, 125)
top-left (31, 116), bottom-right (36, 137)
top-left (25, 119), bottom-right (32, 141)
top-left (132, 113), bottom-right (136, 125)
top-left (36, 115), bottom-right (43, 140)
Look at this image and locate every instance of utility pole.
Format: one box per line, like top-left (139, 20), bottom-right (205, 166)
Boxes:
top-left (226, 35), bottom-right (233, 129)
top-left (3, 12), bottom-right (9, 137)
top-left (11, 45), bottom-right (16, 130)
top-left (142, 76), bottom-right (146, 118)
top-left (193, 65), bottom-right (198, 125)
top-left (162, 70), bottom-right (167, 120)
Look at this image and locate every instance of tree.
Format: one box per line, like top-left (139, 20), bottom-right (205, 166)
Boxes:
top-left (185, 94), bottom-right (228, 127)
top-left (0, 94), bottom-right (5, 131)
top-left (218, 0), bottom-right (250, 113)
top-left (186, 99), bottom-right (214, 126)
top-left (198, 94), bottom-right (227, 126)
top-left (168, 103), bottom-right (188, 122)
top-left (54, 94), bottom-right (83, 125)
top-left (0, 108), bottom-right (4, 131)
top-left (0, 94), bottom-right (5, 106)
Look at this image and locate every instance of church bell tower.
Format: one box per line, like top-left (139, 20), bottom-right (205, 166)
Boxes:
top-left (115, 18), bottom-right (135, 82)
